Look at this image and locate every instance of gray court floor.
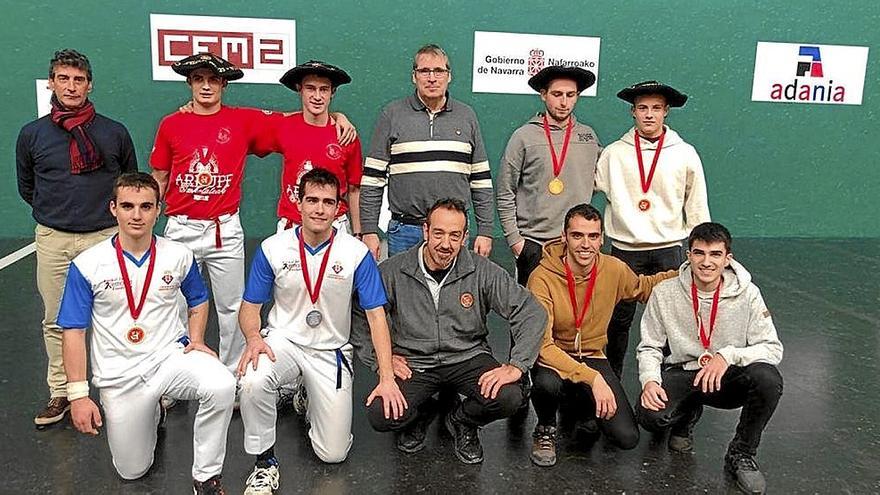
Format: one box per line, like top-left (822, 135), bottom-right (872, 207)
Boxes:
top-left (0, 238), bottom-right (877, 494)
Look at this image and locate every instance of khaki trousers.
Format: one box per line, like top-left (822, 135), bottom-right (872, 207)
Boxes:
top-left (35, 223), bottom-right (117, 397)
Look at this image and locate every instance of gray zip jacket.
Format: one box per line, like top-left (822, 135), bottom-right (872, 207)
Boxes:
top-left (637, 259), bottom-right (783, 388)
top-left (356, 244), bottom-right (546, 373)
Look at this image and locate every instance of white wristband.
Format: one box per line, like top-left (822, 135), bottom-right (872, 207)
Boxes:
top-left (67, 380), bottom-right (90, 401)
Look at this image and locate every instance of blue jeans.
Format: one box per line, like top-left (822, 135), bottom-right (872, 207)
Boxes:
top-left (387, 219), bottom-right (423, 257)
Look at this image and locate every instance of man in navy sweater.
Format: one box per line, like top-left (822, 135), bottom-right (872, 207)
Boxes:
top-left (16, 49), bottom-right (138, 427)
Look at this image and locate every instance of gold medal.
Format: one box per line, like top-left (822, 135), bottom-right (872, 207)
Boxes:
top-left (548, 177), bottom-right (564, 195)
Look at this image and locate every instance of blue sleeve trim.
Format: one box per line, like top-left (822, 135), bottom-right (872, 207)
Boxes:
top-left (57, 262), bottom-right (94, 330)
top-left (180, 259), bottom-right (209, 308)
top-left (243, 246), bottom-right (275, 304)
top-left (353, 253), bottom-right (387, 310)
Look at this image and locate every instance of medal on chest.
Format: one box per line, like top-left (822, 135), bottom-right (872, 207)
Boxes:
top-left (298, 229), bottom-right (335, 328)
top-left (543, 114), bottom-right (573, 195)
top-left (115, 236), bottom-right (157, 345)
top-left (691, 278), bottom-right (722, 368)
top-left (634, 131), bottom-right (666, 212)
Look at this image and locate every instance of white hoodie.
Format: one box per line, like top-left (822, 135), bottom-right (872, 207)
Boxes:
top-left (637, 259), bottom-right (784, 388)
top-left (595, 126), bottom-right (710, 250)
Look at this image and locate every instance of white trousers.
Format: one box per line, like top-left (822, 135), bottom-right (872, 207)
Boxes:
top-left (99, 347), bottom-right (236, 481)
top-left (239, 332), bottom-right (354, 463)
top-left (165, 212), bottom-right (246, 373)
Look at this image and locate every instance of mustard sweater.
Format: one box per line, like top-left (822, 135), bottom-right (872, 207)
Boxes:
top-left (526, 239), bottom-right (676, 385)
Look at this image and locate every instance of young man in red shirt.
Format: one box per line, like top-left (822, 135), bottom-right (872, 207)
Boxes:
top-left (263, 60), bottom-right (363, 236)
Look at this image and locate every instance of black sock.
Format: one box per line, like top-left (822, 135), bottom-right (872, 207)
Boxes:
top-left (256, 447), bottom-right (276, 467)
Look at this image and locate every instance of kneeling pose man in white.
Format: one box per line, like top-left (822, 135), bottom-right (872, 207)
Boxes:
top-left (58, 172), bottom-right (236, 494)
top-left (237, 168), bottom-right (405, 494)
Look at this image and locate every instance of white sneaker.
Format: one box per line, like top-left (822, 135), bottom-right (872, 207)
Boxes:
top-left (292, 384), bottom-right (309, 417)
top-left (243, 464), bottom-right (279, 495)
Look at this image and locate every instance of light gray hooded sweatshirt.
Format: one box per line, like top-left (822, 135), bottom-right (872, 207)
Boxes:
top-left (637, 258), bottom-right (783, 387)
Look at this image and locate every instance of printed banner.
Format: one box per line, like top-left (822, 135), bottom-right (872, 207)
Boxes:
top-left (150, 13), bottom-right (296, 84)
top-left (472, 31), bottom-right (601, 95)
top-left (35, 80), bottom-right (51, 117)
top-left (751, 41), bottom-right (869, 105)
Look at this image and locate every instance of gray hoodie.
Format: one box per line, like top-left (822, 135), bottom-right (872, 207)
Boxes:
top-left (637, 259), bottom-right (783, 387)
top-left (496, 114), bottom-right (600, 247)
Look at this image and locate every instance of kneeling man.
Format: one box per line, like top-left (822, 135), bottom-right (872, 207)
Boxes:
top-left (236, 168), bottom-right (404, 494)
top-left (526, 204), bottom-right (675, 466)
top-left (636, 222), bottom-right (783, 494)
top-left (59, 172), bottom-right (235, 494)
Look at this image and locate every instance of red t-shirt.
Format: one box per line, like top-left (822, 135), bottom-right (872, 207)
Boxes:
top-left (258, 113), bottom-right (363, 223)
top-left (150, 106), bottom-right (275, 218)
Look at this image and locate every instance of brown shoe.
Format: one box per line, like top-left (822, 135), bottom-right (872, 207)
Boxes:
top-left (530, 424), bottom-right (557, 467)
top-left (34, 397), bottom-right (71, 426)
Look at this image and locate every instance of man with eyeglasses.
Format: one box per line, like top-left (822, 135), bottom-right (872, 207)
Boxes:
top-left (360, 44), bottom-right (494, 260)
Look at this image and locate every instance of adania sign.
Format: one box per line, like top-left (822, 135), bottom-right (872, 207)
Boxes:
top-left (751, 41), bottom-right (869, 105)
top-left (472, 31), bottom-right (601, 95)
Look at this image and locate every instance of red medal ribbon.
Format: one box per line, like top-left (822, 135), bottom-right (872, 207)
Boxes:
top-left (115, 235), bottom-right (157, 322)
top-left (564, 258), bottom-right (598, 333)
top-left (298, 228), bottom-right (335, 305)
top-left (542, 114), bottom-right (574, 178)
top-left (634, 130), bottom-right (666, 194)
top-left (691, 278), bottom-right (722, 350)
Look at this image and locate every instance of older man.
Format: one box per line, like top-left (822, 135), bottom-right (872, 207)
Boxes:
top-left (360, 44), bottom-right (494, 259)
top-left (16, 49), bottom-right (138, 426)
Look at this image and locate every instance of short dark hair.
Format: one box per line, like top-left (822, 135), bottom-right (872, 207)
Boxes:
top-left (425, 198), bottom-right (467, 226)
top-left (297, 168), bottom-right (340, 201)
top-left (412, 44), bottom-right (450, 70)
top-left (50, 49), bottom-right (93, 81)
top-left (113, 172), bottom-right (160, 204)
top-left (688, 222), bottom-right (733, 253)
top-left (563, 204), bottom-right (603, 232)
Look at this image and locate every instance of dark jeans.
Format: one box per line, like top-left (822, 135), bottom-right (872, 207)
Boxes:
top-left (531, 358), bottom-right (639, 449)
top-left (607, 245), bottom-right (684, 377)
top-left (386, 219), bottom-right (424, 257)
top-left (515, 239), bottom-right (545, 286)
top-left (635, 363), bottom-right (783, 456)
top-left (367, 353), bottom-right (524, 430)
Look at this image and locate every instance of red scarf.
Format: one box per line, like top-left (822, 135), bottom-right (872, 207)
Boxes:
top-left (49, 94), bottom-right (102, 174)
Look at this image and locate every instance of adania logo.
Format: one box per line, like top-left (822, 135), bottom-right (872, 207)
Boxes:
top-left (769, 46), bottom-right (844, 103)
top-left (751, 42), bottom-right (868, 106)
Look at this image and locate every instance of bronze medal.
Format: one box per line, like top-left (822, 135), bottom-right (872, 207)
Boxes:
top-left (638, 199), bottom-right (651, 211)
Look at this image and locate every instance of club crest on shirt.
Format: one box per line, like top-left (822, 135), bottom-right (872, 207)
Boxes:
top-left (578, 132), bottom-right (594, 143)
top-left (460, 292), bottom-right (474, 309)
top-left (326, 143), bottom-right (343, 160)
top-left (288, 161), bottom-right (315, 203)
top-left (159, 271), bottom-right (179, 291)
top-left (216, 127), bottom-right (231, 144)
top-left (328, 260), bottom-right (346, 280)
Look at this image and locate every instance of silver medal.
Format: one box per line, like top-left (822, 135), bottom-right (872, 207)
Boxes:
top-left (306, 309), bottom-right (323, 328)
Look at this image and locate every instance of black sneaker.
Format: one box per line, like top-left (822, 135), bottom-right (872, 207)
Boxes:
top-left (444, 412), bottom-right (483, 464)
top-left (396, 407), bottom-right (436, 453)
top-left (529, 425), bottom-right (557, 467)
top-left (193, 474), bottom-right (225, 494)
top-left (724, 451), bottom-right (767, 494)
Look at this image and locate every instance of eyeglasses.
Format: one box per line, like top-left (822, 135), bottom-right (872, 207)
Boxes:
top-left (413, 68), bottom-right (450, 77)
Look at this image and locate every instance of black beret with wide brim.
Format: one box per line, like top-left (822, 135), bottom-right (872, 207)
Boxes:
top-left (527, 66), bottom-right (596, 92)
top-left (279, 60), bottom-right (352, 92)
top-left (617, 81), bottom-right (688, 107)
top-left (171, 53), bottom-right (244, 81)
